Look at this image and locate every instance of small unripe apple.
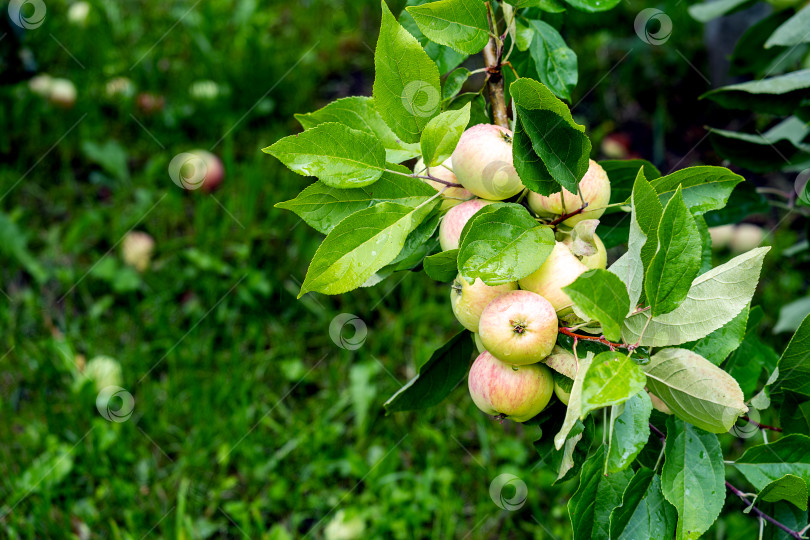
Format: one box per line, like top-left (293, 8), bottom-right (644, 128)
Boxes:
top-left (121, 231), bottom-right (155, 272)
top-left (451, 275), bottom-right (517, 333)
top-left (479, 290), bottom-right (558, 365)
top-left (451, 124), bottom-right (523, 200)
top-left (439, 199), bottom-right (495, 251)
top-left (553, 373), bottom-right (573, 406)
top-left (519, 242), bottom-right (588, 313)
top-left (730, 224), bottom-right (764, 254)
top-left (48, 78), bottom-right (77, 109)
top-left (528, 160), bottom-right (611, 226)
top-left (468, 351), bottom-right (554, 422)
top-left (414, 156), bottom-right (474, 210)
top-left (563, 232), bottom-right (607, 270)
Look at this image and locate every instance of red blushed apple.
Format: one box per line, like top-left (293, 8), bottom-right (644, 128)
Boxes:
top-left (479, 290), bottom-right (558, 365)
top-left (189, 149), bottom-right (225, 193)
top-left (528, 159), bottom-right (611, 226)
top-left (519, 242), bottom-right (588, 313)
top-left (451, 274), bottom-right (517, 333)
top-left (468, 351), bottom-right (554, 422)
top-left (451, 124), bottom-right (523, 200)
top-left (414, 156), bottom-right (473, 210)
top-left (439, 198), bottom-right (495, 251)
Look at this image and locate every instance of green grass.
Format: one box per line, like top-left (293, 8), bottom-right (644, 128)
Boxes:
top-left (0, 1), bottom-right (805, 538)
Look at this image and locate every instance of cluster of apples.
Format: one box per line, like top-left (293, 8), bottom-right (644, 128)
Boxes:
top-left (416, 124), bottom-right (611, 422)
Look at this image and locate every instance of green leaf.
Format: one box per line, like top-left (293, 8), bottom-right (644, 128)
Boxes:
top-left (643, 348), bottom-right (748, 433)
top-left (264, 123), bottom-right (386, 188)
top-left (661, 417), bottom-right (725, 540)
top-left (775, 296), bottom-right (810, 334)
top-left (703, 181), bottom-right (769, 227)
top-left (695, 215), bottom-right (712, 275)
top-left (526, 20), bottom-right (578, 101)
top-left (399, 1), bottom-right (467, 74)
top-left (388, 209), bottom-right (441, 268)
top-left (423, 249), bottom-right (458, 282)
top-left (645, 187), bottom-right (702, 316)
top-left (510, 78), bottom-right (591, 194)
top-left (276, 166), bottom-right (437, 234)
top-left (706, 126), bottom-right (810, 174)
top-left (606, 392), bottom-right (653, 474)
top-left (374, 1), bottom-right (442, 144)
top-left (733, 434), bottom-right (810, 491)
top-left (420, 103), bottom-right (470, 167)
top-left (555, 352), bottom-right (593, 449)
top-left (772, 314), bottom-right (810, 399)
top-left (724, 314), bottom-right (779, 397)
top-left (682, 306), bottom-right (749, 365)
top-left (442, 67), bottom-right (471, 100)
top-left (569, 446), bottom-right (634, 540)
top-left (512, 114), bottom-right (559, 196)
top-left (729, 10), bottom-right (794, 76)
top-left (599, 159), bottom-right (661, 211)
top-left (749, 475), bottom-right (808, 511)
top-left (630, 168), bottom-right (664, 300)
top-left (384, 330), bottom-right (474, 412)
top-left (561, 0), bottom-right (621, 13)
top-left (765, 4), bottom-right (810, 48)
top-left (294, 96), bottom-right (420, 163)
top-left (622, 247), bottom-right (770, 347)
top-left (608, 171), bottom-right (651, 313)
top-left (650, 166), bottom-right (745, 216)
top-left (580, 351), bottom-right (646, 418)
top-left (701, 70), bottom-right (810, 116)
top-left (458, 204), bottom-right (556, 285)
top-left (406, 0), bottom-right (489, 55)
top-left (609, 468), bottom-right (677, 540)
top-left (300, 198), bottom-right (438, 296)
top-left (563, 269), bottom-right (630, 341)
top-left (534, 410), bottom-right (594, 484)
top-left (780, 391), bottom-right (810, 436)
top-left (688, 0), bottom-right (755, 22)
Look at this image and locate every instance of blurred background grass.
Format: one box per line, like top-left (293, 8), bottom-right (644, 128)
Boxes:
top-left (0, 0), bottom-right (807, 538)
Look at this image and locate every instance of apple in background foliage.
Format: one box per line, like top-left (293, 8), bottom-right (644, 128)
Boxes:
top-left (528, 159), bottom-right (611, 226)
top-left (28, 74), bottom-right (53, 97)
top-left (451, 275), bottom-right (517, 333)
top-left (414, 156), bottom-right (473, 210)
top-left (189, 149), bottom-right (225, 193)
top-left (68, 2), bottom-right (91, 25)
top-left (48, 78), bottom-right (77, 109)
top-left (121, 231), bottom-right (155, 272)
top-left (136, 92), bottom-right (165, 115)
top-left (729, 224), bottom-right (765, 254)
top-left (479, 290), bottom-right (558, 365)
top-left (468, 351), bottom-right (554, 422)
top-left (563, 232), bottom-right (607, 270)
top-left (451, 124), bottom-right (523, 200)
top-left (519, 242), bottom-right (588, 313)
top-left (439, 198), bottom-right (495, 251)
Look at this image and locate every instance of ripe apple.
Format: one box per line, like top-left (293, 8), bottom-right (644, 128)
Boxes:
top-left (48, 78), bottom-right (77, 109)
top-left (519, 242), bottom-right (588, 313)
top-left (451, 124), bottom-right (523, 200)
top-left (563, 232), bottom-right (607, 270)
top-left (189, 149), bottom-right (225, 192)
top-left (451, 274), bottom-right (517, 333)
top-left (478, 290), bottom-right (558, 365)
top-left (528, 160), bottom-right (611, 226)
top-left (414, 156), bottom-right (473, 210)
top-left (468, 351), bottom-right (554, 422)
top-left (121, 231), bottom-right (155, 272)
top-left (29, 74), bottom-right (53, 97)
top-left (439, 198), bottom-right (495, 251)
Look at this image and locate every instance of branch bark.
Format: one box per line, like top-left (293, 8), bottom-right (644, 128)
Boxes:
top-left (484, 3), bottom-right (509, 129)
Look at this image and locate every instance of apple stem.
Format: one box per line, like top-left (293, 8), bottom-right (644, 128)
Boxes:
top-left (559, 327), bottom-right (628, 350)
top-left (385, 167), bottom-right (465, 189)
top-left (483, 2), bottom-right (509, 130)
top-left (549, 203), bottom-right (589, 227)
